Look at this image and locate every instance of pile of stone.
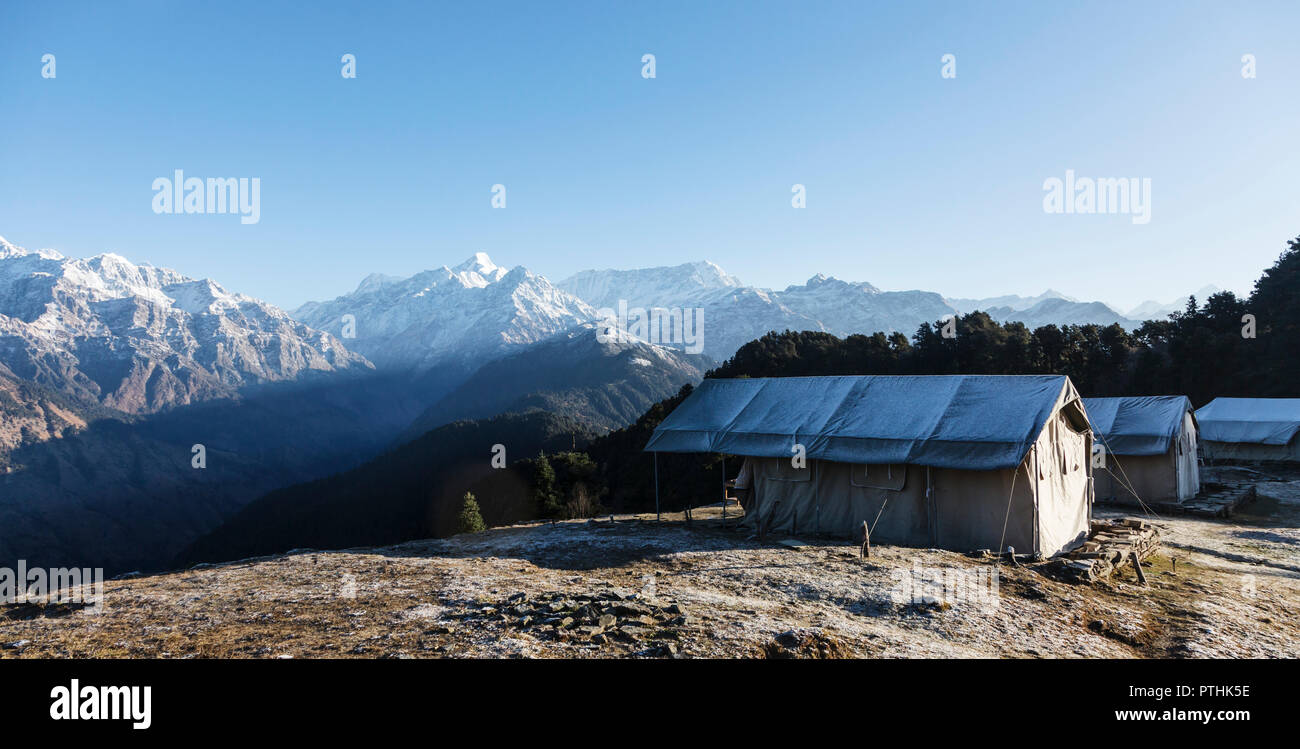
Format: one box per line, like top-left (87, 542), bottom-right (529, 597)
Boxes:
top-left (1169, 482), bottom-right (1257, 517)
top-left (1049, 518), bottom-right (1160, 584)
top-left (462, 591), bottom-right (691, 654)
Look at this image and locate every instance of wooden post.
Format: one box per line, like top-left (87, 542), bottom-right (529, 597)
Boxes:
top-left (721, 457), bottom-right (727, 522)
top-left (653, 452), bottom-right (660, 522)
top-left (861, 520), bottom-right (870, 559)
top-left (1131, 551), bottom-right (1148, 586)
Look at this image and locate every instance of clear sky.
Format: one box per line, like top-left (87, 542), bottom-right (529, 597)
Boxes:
top-left (2, 1), bottom-right (1297, 312)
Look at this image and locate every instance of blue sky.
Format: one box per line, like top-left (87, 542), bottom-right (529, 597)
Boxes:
top-left (2, 1), bottom-right (1297, 311)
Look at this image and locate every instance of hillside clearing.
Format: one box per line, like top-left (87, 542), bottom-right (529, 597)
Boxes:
top-left (3, 473), bottom-right (1298, 659)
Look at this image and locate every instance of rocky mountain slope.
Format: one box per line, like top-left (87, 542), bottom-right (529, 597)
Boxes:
top-left (0, 237), bottom-right (411, 574)
top-left (0, 371), bottom-right (431, 574)
top-left (984, 298), bottom-right (1141, 330)
top-left (176, 410), bottom-right (595, 568)
top-left (0, 236), bottom-right (370, 418)
top-left (398, 323), bottom-right (710, 440)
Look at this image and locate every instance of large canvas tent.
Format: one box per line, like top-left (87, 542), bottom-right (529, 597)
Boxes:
top-left (1196, 397), bottom-right (1300, 462)
top-left (645, 375), bottom-right (1094, 557)
top-left (1083, 396), bottom-right (1199, 503)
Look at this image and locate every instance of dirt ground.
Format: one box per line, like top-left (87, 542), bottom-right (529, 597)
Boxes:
top-left (3, 469), bottom-right (1298, 659)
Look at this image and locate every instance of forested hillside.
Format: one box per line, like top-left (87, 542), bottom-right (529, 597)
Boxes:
top-left (582, 235), bottom-right (1300, 514)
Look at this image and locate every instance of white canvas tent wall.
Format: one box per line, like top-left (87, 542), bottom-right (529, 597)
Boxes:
top-left (645, 375), bottom-right (1094, 557)
top-left (1083, 396), bottom-right (1199, 503)
top-left (1196, 398), bottom-right (1300, 462)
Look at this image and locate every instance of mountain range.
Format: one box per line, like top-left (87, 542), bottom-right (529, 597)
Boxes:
top-left (555, 262), bottom-right (1161, 356)
top-left (0, 236), bottom-right (369, 418)
top-left (1124, 285), bottom-right (1224, 320)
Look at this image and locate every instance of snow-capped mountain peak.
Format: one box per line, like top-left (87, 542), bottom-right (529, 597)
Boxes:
top-left (453, 251), bottom-right (501, 275)
top-left (447, 251), bottom-right (508, 287)
top-left (557, 260), bottom-right (744, 312)
top-left (0, 236), bottom-right (371, 414)
top-left (294, 256), bottom-right (597, 371)
top-left (0, 235), bottom-right (65, 261)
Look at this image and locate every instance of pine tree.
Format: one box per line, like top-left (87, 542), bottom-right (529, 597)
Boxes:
top-left (533, 453), bottom-right (561, 518)
top-left (456, 492), bottom-right (486, 534)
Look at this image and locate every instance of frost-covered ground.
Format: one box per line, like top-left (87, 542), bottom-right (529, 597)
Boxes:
top-left (3, 478), bottom-right (1298, 659)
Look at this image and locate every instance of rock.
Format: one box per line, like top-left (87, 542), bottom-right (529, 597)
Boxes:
top-left (559, 617), bottom-right (574, 629)
top-left (614, 602), bottom-right (652, 617)
top-left (598, 614), bottom-right (617, 629)
top-left (3, 640), bottom-right (31, 650)
top-left (639, 643), bottom-right (681, 658)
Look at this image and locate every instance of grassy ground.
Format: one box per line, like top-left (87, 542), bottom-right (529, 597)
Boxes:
top-left (3, 483), bottom-right (1298, 659)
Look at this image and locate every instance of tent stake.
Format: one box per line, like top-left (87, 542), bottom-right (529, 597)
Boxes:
top-left (861, 520), bottom-right (870, 559)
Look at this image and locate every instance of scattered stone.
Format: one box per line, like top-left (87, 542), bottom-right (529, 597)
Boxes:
top-left (463, 589), bottom-right (693, 652)
top-left (762, 628), bottom-right (851, 659)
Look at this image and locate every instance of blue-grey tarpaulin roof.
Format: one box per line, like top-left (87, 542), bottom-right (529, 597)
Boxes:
top-left (1082, 396), bottom-right (1193, 456)
top-left (1195, 398), bottom-right (1300, 445)
top-left (644, 375), bottom-right (1078, 471)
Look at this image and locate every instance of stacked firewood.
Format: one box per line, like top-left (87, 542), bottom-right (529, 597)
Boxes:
top-left (1052, 518), bottom-right (1160, 583)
